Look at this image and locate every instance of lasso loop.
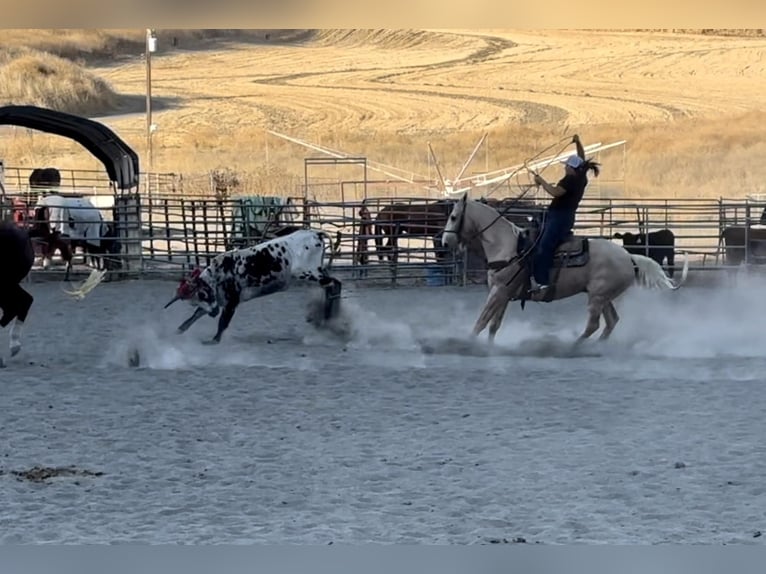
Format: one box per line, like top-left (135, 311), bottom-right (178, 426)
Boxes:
top-left (483, 135), bottom-right (572, 200)
top-left (470, 135), bottom-right (575, 237)
top-left (451, 135), bottom-right (579, 287)
top-left (60, 268), bottom-right (107, 300)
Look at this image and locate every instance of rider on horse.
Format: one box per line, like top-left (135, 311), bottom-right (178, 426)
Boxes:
top-left (529, 134), bottom-right (600, 294)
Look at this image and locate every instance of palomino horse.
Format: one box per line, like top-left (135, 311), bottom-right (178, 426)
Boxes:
top-left (441, 193), bottom-right (689, 344)
top-left (0, 222), bottom-right (35, 362)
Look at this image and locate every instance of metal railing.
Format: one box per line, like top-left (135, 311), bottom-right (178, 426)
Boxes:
top-left (6, 191), bottom-right (766, 285)
top-left (0, 166), bottom-right (183, 199)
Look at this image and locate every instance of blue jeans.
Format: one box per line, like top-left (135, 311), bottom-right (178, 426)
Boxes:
top-left (532, 209), bottom-right (576, 285)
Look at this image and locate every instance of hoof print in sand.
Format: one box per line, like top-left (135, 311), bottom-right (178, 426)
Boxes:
top-left (6, 465), bottom-right (104, 483)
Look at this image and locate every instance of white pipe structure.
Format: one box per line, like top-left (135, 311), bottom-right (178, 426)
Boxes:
top-left (442, 140), bottom-right (627, 197)
top-left (268, 128), bottom-right (626, 200)
top-left (267, 129), bottom-right (427, 185)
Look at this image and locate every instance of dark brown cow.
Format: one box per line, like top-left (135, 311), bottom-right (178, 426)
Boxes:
top-left (720, 226), bottom-right (766, 266)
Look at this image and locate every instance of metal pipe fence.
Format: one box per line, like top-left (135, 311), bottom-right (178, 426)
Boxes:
top-left (0, 166), bottom-right (182, 198)
top-left (5, 190), bottom-right (766, 285)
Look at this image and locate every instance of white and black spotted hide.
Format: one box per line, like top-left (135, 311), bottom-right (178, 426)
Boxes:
top-left (164, 229), bottom-right (342, 343)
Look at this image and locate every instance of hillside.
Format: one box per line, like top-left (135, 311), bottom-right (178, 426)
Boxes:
top-left (1, 29), bottom-right (766, 199)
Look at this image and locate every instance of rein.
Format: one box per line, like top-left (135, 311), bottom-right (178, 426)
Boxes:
top-left (443, 136), bottom-right (571, 285)
top-left (459, 136), bottom-right (574, 243)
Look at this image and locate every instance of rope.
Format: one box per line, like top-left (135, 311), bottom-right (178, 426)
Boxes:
top-left (483, 135), bottom-right (573, 199)
top-left (448, 136), bottom-right (577, 290)
top-left (61, 268), bottom-right (107, 301)
top-left (467, 136), bottom-right (575, 240)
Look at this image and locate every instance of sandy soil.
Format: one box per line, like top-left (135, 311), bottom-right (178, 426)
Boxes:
top-left (1, 278), bottom-right (766, 544)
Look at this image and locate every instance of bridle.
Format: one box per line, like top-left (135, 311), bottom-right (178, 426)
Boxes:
top-left (444, 136), bottom-right (572, 242)
top-left (445, 199), bottom-right (540, 282)
top-left (442, 136), bottom-right (575, 283)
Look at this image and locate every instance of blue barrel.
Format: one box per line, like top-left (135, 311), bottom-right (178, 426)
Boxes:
top-left (425, 266), bottom-right (446, 286)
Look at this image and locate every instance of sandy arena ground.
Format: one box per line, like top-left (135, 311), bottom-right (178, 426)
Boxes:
top-left (1, 277), bottom-right (766, 544)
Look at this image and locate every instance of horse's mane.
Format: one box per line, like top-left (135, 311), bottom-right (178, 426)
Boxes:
top-left (468, 198), bottom-right (523, 236)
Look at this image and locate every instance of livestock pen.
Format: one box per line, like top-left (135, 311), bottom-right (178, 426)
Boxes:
top-left (3, 166), bottom-right (766, 286)
top-left (106, 194), bottom-right (766, 284)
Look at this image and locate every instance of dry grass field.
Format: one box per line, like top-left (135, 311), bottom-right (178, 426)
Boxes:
top-left (1, 29), bottom-right (766, 199)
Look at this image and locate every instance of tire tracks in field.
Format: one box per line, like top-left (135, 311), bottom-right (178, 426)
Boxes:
top-left (89, 30), bottom-right (766, 140)
top-left (253, 32), bottom-right (515, 87)
top-left (250, 32), bottom-right (567, 127)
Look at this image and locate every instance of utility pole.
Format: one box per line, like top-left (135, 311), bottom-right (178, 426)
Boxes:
top-left (145, 29), bottom-right (157, 175)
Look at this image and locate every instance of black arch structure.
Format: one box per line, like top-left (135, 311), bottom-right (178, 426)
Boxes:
top-left (0, 105), bottom-right (139, 191)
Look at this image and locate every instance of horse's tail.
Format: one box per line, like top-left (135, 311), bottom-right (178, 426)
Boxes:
top-left (631, 251), bottom-right (688, 290)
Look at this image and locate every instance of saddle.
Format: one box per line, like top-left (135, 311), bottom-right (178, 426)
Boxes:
top-left (514, 217), bottom-right (591, 306)
top-left (517, 217), bottom-right (590, 268)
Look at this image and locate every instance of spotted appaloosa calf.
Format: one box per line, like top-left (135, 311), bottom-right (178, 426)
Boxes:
top-left (164, 229), bottom-right (342, 343)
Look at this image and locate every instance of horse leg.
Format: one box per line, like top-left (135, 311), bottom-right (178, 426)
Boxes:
top-left (62, 242), bottom-right (72, 281)
top-left (599, 301), bottom-right (619, 341)
top-left (65, 240), bottom-right (76, 279)
top-left (386, 234), bottom-right (396, 265)
top-left (576, 295), bottom-right (605, 343)
top-left (487, 296), bottom-right (511, 345)
top-left (90, 246), bottom-right (105, 270)
top-left (666, 250), bottom-right (675, 279)
top-left (41, 241), bottom-right (51, 270)
top-left (472, 284), bottom-right (510, 338)
top-left (1, 284), bottom-right (34, 357)
top-left (374, 225), bottom-right (386, 262)
top-left (88, 247), bottom-right (101, 270)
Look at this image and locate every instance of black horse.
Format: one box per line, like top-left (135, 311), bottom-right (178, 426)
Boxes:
top-left (0, 222), bottom-right (35, 361)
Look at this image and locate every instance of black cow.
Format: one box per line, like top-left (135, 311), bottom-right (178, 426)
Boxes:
top-left (614, 229), bottom-right (676, 278)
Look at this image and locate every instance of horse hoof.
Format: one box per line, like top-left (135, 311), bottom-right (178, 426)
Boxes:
top-left (0, 357), bottom-right (5, 369)
top-left (10, 343), bottom-right (20, 357)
